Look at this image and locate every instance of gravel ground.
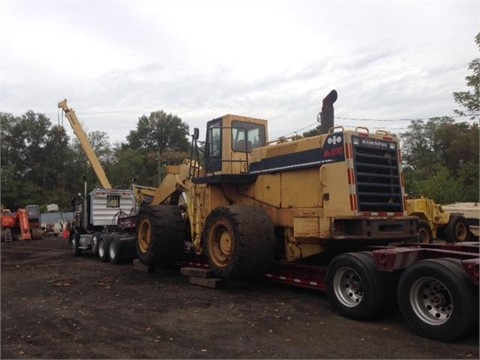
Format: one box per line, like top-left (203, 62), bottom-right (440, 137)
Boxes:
top-left (1, 237), bottom-right (478, 359)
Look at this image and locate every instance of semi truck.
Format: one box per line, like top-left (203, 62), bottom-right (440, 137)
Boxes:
top-left (133, 90), bottom-right (478, 342)
top-left (68, 186), bottom-right (137, 263)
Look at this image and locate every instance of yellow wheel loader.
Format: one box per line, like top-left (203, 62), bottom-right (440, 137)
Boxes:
top-left (406, 197), bottom-right (471, 243)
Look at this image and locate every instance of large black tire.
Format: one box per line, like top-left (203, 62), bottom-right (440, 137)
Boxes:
top-left (108, 234), bottom-right (122, 264)
top-left (397, 258), bottom-right (478, 341)
top-left (98, 234), bottom-right (111, 262)
top-left (70, 230), bottom-right (81, 256)
top-left (91, 232), bottom-right (102, 256)
top-left (417, 220), bottom-right (433, 244)
top-left (202, 205), bottom-right (275, 278)
top-left (326, 252), bottom-right (386, 320)
top-left (443, 214), bottom-right (469, 243)
top-left (136, 205), bottom-right (185, 266)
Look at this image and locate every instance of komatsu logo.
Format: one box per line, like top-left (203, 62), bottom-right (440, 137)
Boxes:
top-left (327, 135), bottom-right (342, 145)
top-left (361, 138), bottom-right (389, 149)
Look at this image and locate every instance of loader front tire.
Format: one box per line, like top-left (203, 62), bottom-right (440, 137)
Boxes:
top-left (443, 214), bottom-right (469, 243)
top-left (203, 205), bottom-right (275, 278)
top-left (135, 205), bottom-right (185, 266)
top-left (417, 220), bottom-right (433, 244)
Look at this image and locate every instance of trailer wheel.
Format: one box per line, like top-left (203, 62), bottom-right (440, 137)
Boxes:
top-left (397, 258), bottom-right (478, 341)
top-left (98, 234), bottom-right (111, 262)
top-left (108, 235), bottom-right (122, 264)
top-left (70, 230), bottom-right (81, 256)
top-left (417, 220), bottom-right (433, 244)
top-left (91, 232), bottom-right (101, 256)
top-left (443, 214), bottom-right (469, 243)
top-left (327, 252), bottom-right (385, 320)
top-left (203, 205), bottom-right (275, 278)
top-left (136, 205), bottom-right (185, 266)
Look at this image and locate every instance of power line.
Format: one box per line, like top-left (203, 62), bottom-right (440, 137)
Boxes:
top-left (336, 114), bottom-right (479, 122)
top-left (279, 113), bottom-right (478, 140)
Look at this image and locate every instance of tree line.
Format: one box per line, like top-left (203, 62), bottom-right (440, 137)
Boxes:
top-left (1, 34), bottom-right (478, 211)
top-left (0, 111), bottom-right (190, 211)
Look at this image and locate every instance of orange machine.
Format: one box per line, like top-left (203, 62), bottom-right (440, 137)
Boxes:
top-left (1, 207), bottom-right (33, 241)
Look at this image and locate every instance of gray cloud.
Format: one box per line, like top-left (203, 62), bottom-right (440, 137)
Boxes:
top-left (1, 1), bottom-right (477, 144)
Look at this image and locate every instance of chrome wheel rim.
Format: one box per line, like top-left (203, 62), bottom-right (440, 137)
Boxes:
top-left (410, 277), bottom-right (452, 325)
top-left (333, 267), bottom-right (363, 308)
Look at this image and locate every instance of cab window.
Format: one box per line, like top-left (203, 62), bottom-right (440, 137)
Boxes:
top-left (232, 121), bottom-right (265, 152)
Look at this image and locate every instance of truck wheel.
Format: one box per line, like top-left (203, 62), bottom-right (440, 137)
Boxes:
top-left (326, 252), bottom-right (385, 320)
top-left (136, 205), bottom-right (185, 266)
top-left (108, 235), bottom-right (122, 264)
top-left (91, 232), bottom-right (102, 256)
top-left (417, 220), bottom-right (433, 244)
top-left (70, 230), bottom-right (81, 256)
top-left (443, 215), bottom-right (469, 243)
top-left (203, 205), bottom-right (275, 278)
top-left (98, 234), bottom-right (111, 262)
top-left (397, 258), bottom-right (478, 341)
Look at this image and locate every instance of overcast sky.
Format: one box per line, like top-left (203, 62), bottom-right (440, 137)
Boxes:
top-left (1, 1), bottom-right (479, 144)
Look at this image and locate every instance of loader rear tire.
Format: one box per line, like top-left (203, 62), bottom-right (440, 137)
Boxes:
top-left (327, 252), bottom-right (385, 320)
top-left (417, 220), bottom-right (433, 244)
top-left (443, 214), bottom-right (469, 243)
top-left (397, 258), bottom-right (478, 341)
top-left (136, 205), bottom-right (185, 266)
top-left (203, 205), bottom-right (275, 278)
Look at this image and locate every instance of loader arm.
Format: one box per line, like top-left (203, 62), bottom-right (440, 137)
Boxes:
top-left (58, 99), bottom-right (112, 189)
top-left (151, 163), bottom-right (192, 205)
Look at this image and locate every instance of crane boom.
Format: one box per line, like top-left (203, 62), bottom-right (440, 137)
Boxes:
top-left (58, 99), bottom-right (112, 189)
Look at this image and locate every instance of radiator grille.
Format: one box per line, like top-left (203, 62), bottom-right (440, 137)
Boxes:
top-left (352, 136), bottom-right (403, 212)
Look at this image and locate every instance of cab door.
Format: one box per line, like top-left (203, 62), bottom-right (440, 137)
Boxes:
top-left (205, 118), bottom-right (222, 174)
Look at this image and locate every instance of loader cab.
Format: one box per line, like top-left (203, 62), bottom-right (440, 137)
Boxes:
top-left (203, 114), bottom-right (268, 178)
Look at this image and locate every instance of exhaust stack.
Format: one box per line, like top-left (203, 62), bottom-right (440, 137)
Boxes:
top-left (320, 90), bottom-right (338, 134)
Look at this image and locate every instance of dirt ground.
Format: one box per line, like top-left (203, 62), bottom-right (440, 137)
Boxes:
top-left (1, 237), bottom-right (478, 359)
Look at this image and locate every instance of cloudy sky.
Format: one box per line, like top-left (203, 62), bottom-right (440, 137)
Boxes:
top-left (1, 1), bottom-right (478, 144)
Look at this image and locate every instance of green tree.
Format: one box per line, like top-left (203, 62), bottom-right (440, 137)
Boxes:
top-left (69, 130), bottom-right (114, 191)
top-left (401, 119), bottom-right (479, 203)
top-left (0, 111), bottom-right (75, 210)
top-left (123, 111), bottom-right (190, 185)
top-left (401, 118), bottom-right (454, 172)
top-left (453, 32), bottom-right (480, 120)
top-left (126, 111), bottom-right (189, 153)
top-left (109, 147), bottom-right (145, 188)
